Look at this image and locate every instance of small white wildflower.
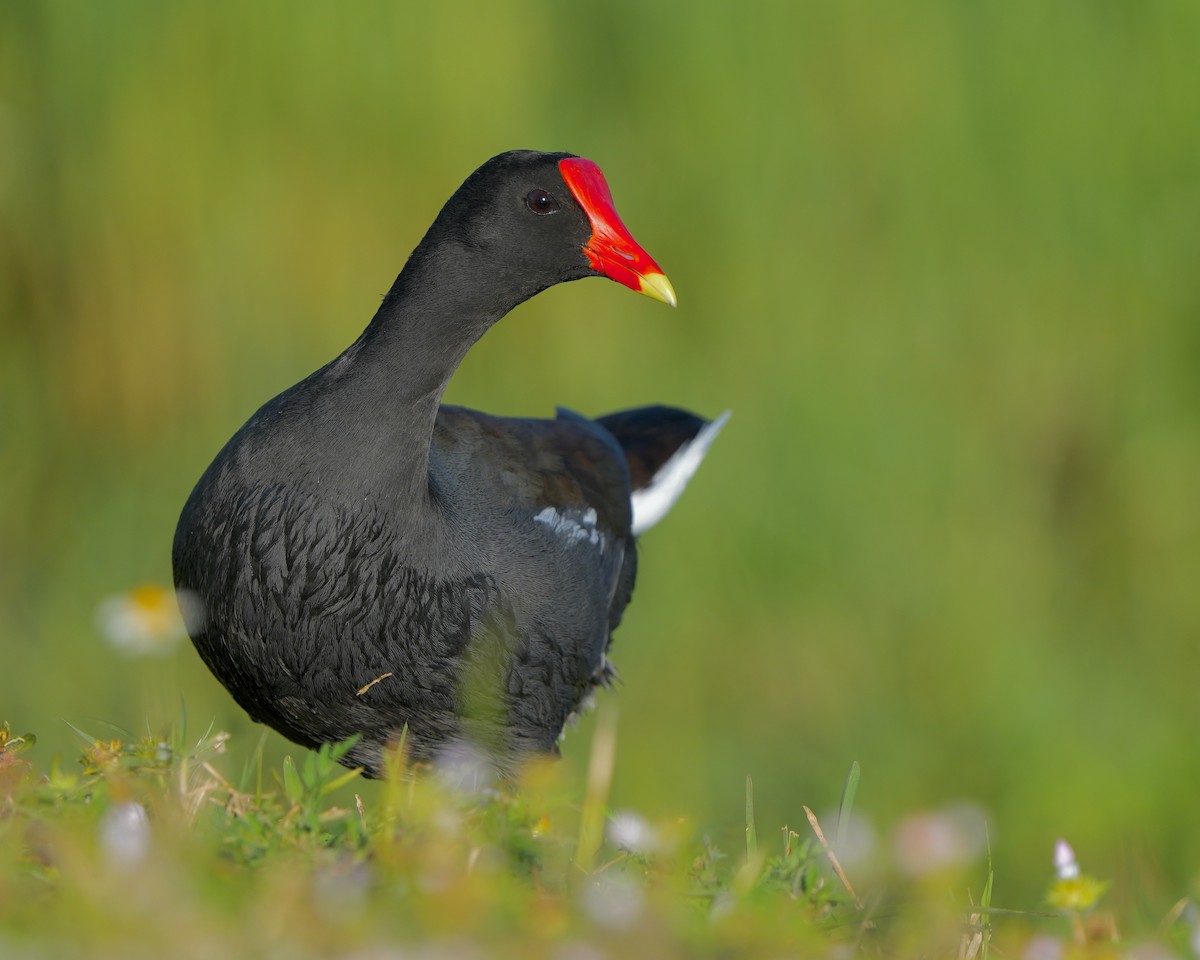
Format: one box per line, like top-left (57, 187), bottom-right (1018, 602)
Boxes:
top-left (892, 803), bottom-right (987, 877)
top-left (607, 810), bottom-right (658, 855)
top-left (1047, 839), bottom-right (1108, 912)
top-left (1022, 934), bottom-right (1065, 960)
top-left (581, 873), bottom-right (645, 930)
top-left (1123, 943), bottom-right (1176, 960)
top-left (708, 889), bottom-right (736, 923)
top-left (553, 942), bottom-right (606, 960)
top-left (432, 738), bottom-right (494, 795)
top-left (1054, 839), bottom-right (1079, 880)
top-left (313, 858), bottom-right (372, 919)
top-left (98, 801), bottom-right (151, 869)
top-left (96, 584), bottom-right (191, 657)
top-left (175, 587), bottom-right (207, 633)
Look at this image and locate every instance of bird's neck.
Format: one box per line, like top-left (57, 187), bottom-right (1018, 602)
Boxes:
top-left (324, 240), bottom-right (525, 507)
top-left (362, 245), bottom-right (513, 390)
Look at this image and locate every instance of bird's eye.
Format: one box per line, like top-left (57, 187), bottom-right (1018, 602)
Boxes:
top-left (526, 189), bottom-right (560, 215)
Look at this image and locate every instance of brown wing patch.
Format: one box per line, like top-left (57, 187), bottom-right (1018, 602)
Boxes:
top-left (433, 407), bottom-right (632, 536)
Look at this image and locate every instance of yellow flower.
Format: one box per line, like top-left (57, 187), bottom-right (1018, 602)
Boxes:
top-left (1047, 875), bottom-right (1108, 912)
top-left (95, 583), bottom-right (190, 657)
top-left (1047, 840), bottom-right (1107, 912)
top-left (82, 738), bottom-right (124, 773)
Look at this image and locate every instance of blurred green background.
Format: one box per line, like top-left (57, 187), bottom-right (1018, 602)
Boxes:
top-left (3, 1), bottom-right (1198, 908)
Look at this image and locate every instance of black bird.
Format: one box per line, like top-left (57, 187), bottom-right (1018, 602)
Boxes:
top-left (173, 151), bottom-right (727, 776)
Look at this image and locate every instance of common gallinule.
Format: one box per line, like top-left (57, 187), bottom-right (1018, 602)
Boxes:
top-left (173, 150), bottom-right (727, 776)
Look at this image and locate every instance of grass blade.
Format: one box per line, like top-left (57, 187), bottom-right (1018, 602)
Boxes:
top-left (575, 705), bottom-right (618, 873)
top-left (745, 774), bottom-right (758, 861)
top-left (804, 805), bottom-right (864, 910)
top-left (282, 755), bottom-right (303, 805)
top-left (835, 760), bottom-right (860, 855)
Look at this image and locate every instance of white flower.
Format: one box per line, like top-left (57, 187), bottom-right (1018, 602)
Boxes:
top-left (892, 803), bottom-right (987, 877)
top-left (99, 801), bottom-right (151, 868)
top-left (581, 873), bottom-right (644, 930)
top-left (1054, 839), bottom-right (1080, 880)
top-left (432, 738), bottom-right (494, 795)
top-left (1022, 934), bottom-right (1064, 960)
top-left (553, 943), bottom-right (606, 960)
top-left (607, 810), bottom-right (658, 855)
top-left (96, 584), bottom-right (194, 657)
top-left (313, 859), bottom-right (372, 918)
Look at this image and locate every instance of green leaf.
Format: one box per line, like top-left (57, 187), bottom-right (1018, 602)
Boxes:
top-left (835, 760), bottom-right (860, 855)
top-left (320, 765), bottom-right (365, 797)
top-left (62, 719), bottom-right (97, 746)
top-left (282, 755), bottom-right (303, 806)
top-left (323, 734), bottom-right (362, 766)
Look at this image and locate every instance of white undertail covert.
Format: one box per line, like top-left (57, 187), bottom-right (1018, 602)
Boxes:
top-left (631, 410), bottom-right (731, 536)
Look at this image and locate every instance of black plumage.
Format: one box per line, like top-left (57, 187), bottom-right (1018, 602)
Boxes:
top-left (173, 150), bottom-right (724, 775)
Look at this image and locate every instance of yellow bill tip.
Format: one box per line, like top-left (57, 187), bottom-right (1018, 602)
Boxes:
top-left (638, 271), bottom-right (677, 308)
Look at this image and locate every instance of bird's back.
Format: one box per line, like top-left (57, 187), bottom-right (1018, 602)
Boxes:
top-left (173, 401), bottom-right (638, 774)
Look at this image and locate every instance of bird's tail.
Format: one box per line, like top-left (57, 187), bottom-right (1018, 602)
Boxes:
top-left (594, 405), bottom-right (731, 535)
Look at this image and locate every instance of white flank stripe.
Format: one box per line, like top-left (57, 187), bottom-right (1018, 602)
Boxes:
top-left (631, 410), bottom-right (730, 535)
top-left (534, 505), bottom-right (605, 547)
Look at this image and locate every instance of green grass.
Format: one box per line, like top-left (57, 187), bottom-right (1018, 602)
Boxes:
top-left (2, 1), bottom-right (1200, 951)
top-left (4, 717), bottom-right (1185, 959)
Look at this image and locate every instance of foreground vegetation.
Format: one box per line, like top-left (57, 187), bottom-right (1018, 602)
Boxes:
top-left (1, 718), bottom-right (1191, 959)
top-left (4, 2), bottom-right (1200, 953)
